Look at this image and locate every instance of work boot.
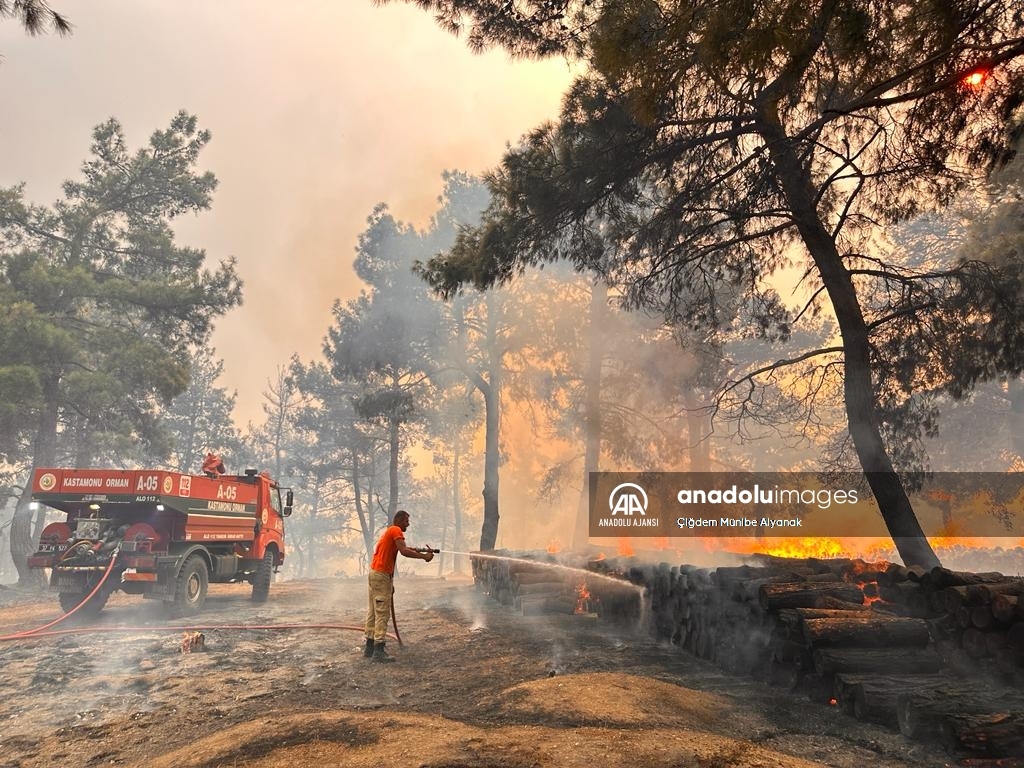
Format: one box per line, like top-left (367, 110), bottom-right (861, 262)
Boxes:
top-left (363, 637), bottom-right (374, 658)
top-left (372, 641), bottom-right (395, 663)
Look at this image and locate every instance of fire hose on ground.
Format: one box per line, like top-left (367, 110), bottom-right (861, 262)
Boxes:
top-left (389, 547), bottom-right (440, 646)
top-left (0, 547), bottom-right (398, 645)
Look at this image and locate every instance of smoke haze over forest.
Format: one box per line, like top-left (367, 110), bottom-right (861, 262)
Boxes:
top-left (0, 1), bottom-right (573, 424)
top-left (2, 1), bottom-right (1023, 582)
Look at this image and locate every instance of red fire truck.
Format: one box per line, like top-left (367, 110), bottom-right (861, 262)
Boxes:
top-left (27, 467), bottom-right (292, 617)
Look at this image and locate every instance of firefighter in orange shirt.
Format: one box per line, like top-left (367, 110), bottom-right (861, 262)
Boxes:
top-left (201, 452), bottom-right (225, 478)
top-left (364, 510), bottom-right (434, 662)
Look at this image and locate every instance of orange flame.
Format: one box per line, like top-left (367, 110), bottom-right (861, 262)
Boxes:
top-left (574, 581), bottom-right (592, 614)
top-left (844, 558), bottom-right (889, 576)
top-left (962, 68), bottom-right (989, 90)
top-left (617, 538), bottom-right (635, 557)
top-left (546, 539), bottom-right (561, 554)
top-left (727, 537), bottom-right (858, 560)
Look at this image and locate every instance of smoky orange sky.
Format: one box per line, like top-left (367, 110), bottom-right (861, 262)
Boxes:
top-left (0, 1), bottom-right (574, 424)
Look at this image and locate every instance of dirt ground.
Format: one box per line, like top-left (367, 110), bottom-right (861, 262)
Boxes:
top-left (0, 574), bottom-right (963, 768)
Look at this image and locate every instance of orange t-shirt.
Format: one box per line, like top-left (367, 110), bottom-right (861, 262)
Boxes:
top-left (370, 525), bottom-right (405, 574)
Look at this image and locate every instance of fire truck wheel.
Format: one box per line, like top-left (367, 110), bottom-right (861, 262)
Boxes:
top-left (58, 588), bottom-right (109, 617)
top-left (170, 555), bottom-right (208, 616)
top-left (251, 550), bottom-right (274, 603)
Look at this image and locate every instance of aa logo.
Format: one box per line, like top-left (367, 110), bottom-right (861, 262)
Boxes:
top-left (609, 483), bottom-right (648, 516)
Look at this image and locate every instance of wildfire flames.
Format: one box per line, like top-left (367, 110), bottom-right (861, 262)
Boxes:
top-left (727, 536), bottom-right (855, 560)
top-left (600, 534), bottom-right (1024, 567)
top-left (574, 581), bottom-right (592, 614)
top-left (861, 581), bottom-right (882, 605)
top-left (581, 534), bottom-right (1024, 603)
top-left (961, 68), bottom-right (990, 90)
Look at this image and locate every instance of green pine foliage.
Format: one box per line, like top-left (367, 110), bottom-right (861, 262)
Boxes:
top-left (0, 112), bottom-right (241, 581)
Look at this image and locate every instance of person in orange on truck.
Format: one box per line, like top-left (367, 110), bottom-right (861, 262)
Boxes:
top-left (201, 452), bottom-right (225, 478)
top-left (363, 510), bottom-right (434, 663)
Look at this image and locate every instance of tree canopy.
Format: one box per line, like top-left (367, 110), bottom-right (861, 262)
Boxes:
top-left (0, 0), bottom-right (70, 37)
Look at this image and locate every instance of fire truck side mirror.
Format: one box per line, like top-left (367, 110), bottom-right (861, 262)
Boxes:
top-left (284, 490), bottom-right (294, 517)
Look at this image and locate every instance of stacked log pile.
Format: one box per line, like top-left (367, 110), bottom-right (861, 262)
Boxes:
top-left (472, 551), bottom-right (1024, 762)
top-left (470, 552), bottom-right (572, 615)
top-left (923, 568), bottom-right (1024, 678)
top-left (469, 551), bottom-right (642, 619)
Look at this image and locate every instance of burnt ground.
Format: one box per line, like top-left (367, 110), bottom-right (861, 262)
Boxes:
top-left (0, 576), bottom-right (961, 768)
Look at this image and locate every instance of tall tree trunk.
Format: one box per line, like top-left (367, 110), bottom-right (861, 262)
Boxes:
top-left (73, 418), bottom-right (94, 468)
top-left (453, 440), bottom-right (465, 572)
top-left (308, 475), bottom-right (322, 578)
top-left (1009, 378), bottom-right (1024, 460)
top-left (479, 379), bottom-right (500, 550)
top-left (758, 109), bottom-right (939, 569)
top-left (388, 409), bottom-right (400, 519)
top-left (478, 297), bottom-right (502, 551)
top-left (573, 281), bottom-right (606, 551)
top-left (351, 444), bottom-right (373, 560)
top-left (11, 374), bottom-right (61, 587)
top-left (682, 386), bottom-right (710, 472)
top-left (438, 473), bottom-right (450, 574)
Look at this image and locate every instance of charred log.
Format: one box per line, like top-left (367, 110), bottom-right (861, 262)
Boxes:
top-left (801, 616), bottom-right (931, 648)
top-left (758, 582), bottom-right (865, 610)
